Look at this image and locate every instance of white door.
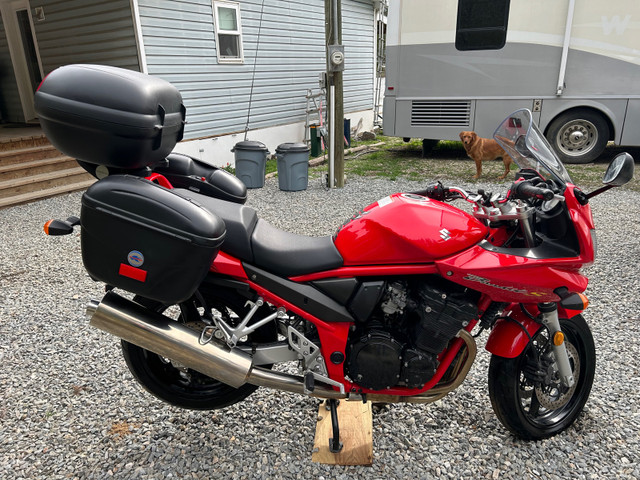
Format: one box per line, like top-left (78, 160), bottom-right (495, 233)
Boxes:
top-left (0, 0), bottom-right (43, 122)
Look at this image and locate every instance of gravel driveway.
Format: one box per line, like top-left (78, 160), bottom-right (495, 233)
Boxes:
top-left (1, 174), bottom-right (639, 479)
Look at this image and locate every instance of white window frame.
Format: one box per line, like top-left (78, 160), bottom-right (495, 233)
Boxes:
top-left (213, 1), bottom-right (244, 64)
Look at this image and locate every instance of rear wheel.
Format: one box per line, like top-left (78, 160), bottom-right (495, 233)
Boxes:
top-left (488, 315), bottom-right (595, 440)
top-left (546, 109), bottom-right (609, 164)
top-left (121, 290), bottom-right (276, 410)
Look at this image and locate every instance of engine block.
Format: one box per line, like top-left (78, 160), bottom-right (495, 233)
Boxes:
top-left (345, 278), bottom-right (478, 391)
top-left (411, 283), bottom-right (478, 354)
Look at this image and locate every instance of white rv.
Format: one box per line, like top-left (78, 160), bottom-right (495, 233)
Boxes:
top-left (383, 0), bottom-right (640, 163)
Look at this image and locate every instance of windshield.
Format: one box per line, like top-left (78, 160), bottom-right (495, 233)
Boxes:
top-left (493, 109), bottom-right (573, 185)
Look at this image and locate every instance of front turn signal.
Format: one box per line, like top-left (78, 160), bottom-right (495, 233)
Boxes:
top-left (559, 292), bottom-right (589, 312)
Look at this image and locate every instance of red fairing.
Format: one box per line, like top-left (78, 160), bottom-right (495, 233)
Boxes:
top-left (485, 304), bottom-right (542, 358)
top-left (210, 251), bottom-right (248, 280)
top-left (334, 193), bottom-right (489, 265)
top-left (435, 245), bottom-right (589, 303)
top-left (433, 185), bottom-right (594, 303)
top-left (565, 185), bottom-right (596, 267)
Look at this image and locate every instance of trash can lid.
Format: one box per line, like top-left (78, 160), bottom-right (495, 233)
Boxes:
top-left (276, 142), bottom-right (310, 153)
top-left (232, 140), bottom-right (268, 152)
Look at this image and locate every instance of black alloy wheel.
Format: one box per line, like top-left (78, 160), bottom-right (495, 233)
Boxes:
top-left (488, 314), bottom-right (595, 440)
top-left (121, 289), bottom-right (276, 410)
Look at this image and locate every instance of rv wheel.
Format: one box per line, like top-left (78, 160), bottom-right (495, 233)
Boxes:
top-left (546, 109), bottom-right (609, 164)
top-left (422, 139), bottom-right (439, 157)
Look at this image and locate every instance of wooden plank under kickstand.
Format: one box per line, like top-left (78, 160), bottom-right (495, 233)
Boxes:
top-left (311, 400), bottom-right (373, 466)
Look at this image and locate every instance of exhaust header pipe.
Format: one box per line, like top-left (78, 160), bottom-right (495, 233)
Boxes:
top-left (87, 291), bottom-right (253, 388)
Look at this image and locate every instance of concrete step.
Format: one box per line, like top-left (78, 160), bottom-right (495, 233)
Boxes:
top-left (0, 132), bottom-right (97, 208)
top-left (0, 178), bottom-right (96, 209)
top-left (0, 156), bottom-right (79, 182)
top-left (0, 134), bottom-right (50, 152)
top-left (0, 167), bottom-right (95, 200)
top-left (0, 144), bottom-right (62, 166)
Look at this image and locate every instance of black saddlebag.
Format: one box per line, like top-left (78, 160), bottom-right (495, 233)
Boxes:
top-left (154, 153), bottom-right (248, 204)
top-left (80, 175), bottom-right (225, 304)
top-left (34, 64), bottom-right (185, 170)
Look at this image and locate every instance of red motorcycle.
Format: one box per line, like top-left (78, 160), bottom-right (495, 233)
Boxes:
top-left (39, 65), bottom-right (634, 444)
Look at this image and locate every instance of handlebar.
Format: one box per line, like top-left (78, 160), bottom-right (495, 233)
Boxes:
top-left (415, 178), bottom-right (562, 250)
top-left (413, 183), bottom-right (447, 201)
top-left (417, 179), bottom-right (559, 206)
top-left (511, 180), bottom-right (555, 201)
top-left (413, 183), bottom-right (474, 202)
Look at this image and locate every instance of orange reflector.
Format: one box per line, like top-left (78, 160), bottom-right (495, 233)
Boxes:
top-left (43, 219), bottom-right (53, 235)
top-left (553, 331), bottom-right (565, 346)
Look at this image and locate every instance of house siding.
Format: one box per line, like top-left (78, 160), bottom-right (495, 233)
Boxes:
top-left (0, 13), bottom-right (24, 123)
top-left (138, 0), bottom-right (374, 140)
top-left (32, 0), bottom-right (140, 74)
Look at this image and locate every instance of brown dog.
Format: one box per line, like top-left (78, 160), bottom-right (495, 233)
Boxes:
top-left (459, 131), bottom-right (512, 180)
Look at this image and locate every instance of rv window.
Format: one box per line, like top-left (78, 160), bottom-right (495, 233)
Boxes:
top-left (213, 1), bottom-right (244, 64)
top-left (455, 0), bottom-right (510, 51)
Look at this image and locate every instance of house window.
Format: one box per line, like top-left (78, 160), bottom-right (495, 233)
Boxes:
top-left (455, 0), bottom-right (510, 51)
top-left (213, 1), bottom-right (244, 63)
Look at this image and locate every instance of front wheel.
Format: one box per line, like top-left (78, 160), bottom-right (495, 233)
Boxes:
top-left (488, 314), bottom-right (595, 440)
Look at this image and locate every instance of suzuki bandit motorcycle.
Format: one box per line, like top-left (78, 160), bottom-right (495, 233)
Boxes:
top-left (38, 65), bottom-right (634, 442)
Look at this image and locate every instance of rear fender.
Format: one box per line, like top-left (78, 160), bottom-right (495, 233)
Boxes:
top-left (485, 304), bottom-right (542, 358)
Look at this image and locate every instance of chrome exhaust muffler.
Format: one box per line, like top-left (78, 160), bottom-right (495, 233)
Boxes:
top-left (87, 291), bottom-right (253, 388)
top-left (87, 291), bottom-right (345, 398)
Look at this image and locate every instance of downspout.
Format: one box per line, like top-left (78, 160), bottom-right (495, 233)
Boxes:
top-left (130, 0), bottom-right (148, 74)
top-left (556, 0), bottom-right (575, 96)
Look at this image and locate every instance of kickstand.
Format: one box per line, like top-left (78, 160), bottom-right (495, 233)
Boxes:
top-left (326, 399), bottom-right (343, 453)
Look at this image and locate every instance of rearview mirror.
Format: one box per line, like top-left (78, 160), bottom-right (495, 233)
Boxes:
top-left (603, 152), bottom-right (634, 186)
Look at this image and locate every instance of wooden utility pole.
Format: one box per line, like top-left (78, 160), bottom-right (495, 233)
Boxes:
top-left (325, 0), bottom-right (345, 188)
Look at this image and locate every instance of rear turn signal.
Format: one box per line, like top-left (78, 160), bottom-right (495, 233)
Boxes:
top-left (43, 219), bottom-right (54, 235)
top-left (43, 216), bottom-right (80, 236)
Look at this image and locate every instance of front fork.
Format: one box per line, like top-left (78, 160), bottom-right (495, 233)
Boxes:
top-left (538, 302), bottom-right (575, 388)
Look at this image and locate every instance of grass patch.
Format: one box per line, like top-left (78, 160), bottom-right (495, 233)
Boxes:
top-left (309, 136), bottom-right (640, 192)
top-left (266, 157), bottom-right (277, 175)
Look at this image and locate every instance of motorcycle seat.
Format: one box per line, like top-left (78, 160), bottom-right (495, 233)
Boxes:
top-left (175, 189), bottom-right (257, 261)
top-left (175, 189), bottom-right (343, 277)
top-left (251, 219), bottom-right (343, 277)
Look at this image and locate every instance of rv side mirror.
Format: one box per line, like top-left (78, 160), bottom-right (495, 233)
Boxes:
top-left (603, 152), bottom-right (634, 186)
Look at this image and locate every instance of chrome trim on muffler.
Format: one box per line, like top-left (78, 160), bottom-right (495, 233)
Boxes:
top-left (87, 291), bottom-right (253, 388)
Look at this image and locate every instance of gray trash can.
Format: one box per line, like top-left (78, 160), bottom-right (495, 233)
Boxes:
top-left (275, 142), bottom-right (310, 191)
top-left (232, 140), bottom-right (269, 188)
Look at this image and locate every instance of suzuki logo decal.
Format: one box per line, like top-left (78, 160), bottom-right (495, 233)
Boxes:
top-left (440, 229), bottom-right (451, 241)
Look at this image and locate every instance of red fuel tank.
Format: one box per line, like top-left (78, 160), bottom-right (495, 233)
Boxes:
top-left (334, 193), bottom-right (488, 265)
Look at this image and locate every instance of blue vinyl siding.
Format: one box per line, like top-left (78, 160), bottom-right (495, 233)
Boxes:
top-left (138, 0), bottom-right (375, 139)
top-left (32, 0), bottom-right (140, 74)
